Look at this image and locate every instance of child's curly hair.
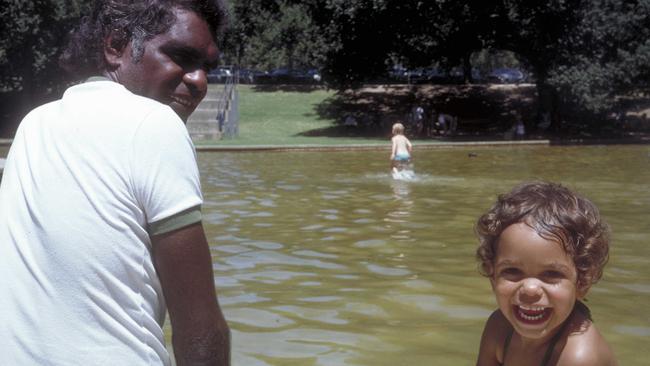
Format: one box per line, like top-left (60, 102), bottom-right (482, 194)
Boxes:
top-left (475, 181), bottom-right (610, 292)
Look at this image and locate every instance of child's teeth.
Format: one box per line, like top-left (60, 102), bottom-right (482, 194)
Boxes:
top-left (520, 305), bottom-right (544, 311)
top-left (519, 310), bottom-right (543, 320)
top-left (518, 305), bottom-right (546, 320)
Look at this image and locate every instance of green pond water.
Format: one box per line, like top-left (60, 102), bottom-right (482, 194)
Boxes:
top-left (2, 144), bottom-right (649, 365)
top-left (184, 145), bottom-right (649, 366)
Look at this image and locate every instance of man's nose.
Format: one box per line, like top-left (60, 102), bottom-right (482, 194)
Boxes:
top-left (184, 69), bottom-right (208, 96)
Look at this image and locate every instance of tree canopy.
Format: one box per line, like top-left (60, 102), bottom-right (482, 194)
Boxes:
top-left (228, 0), bottom-right (650, 127)
top-left (0, 0), bottom-right (90, 136)
top-left (1, 0), bottom-right (649, 136)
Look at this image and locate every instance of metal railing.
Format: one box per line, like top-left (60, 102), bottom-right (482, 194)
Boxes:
top-left (216, 74), bottom-right (239, 139)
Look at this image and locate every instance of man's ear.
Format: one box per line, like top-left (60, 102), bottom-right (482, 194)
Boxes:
top-left (103, 30), bottom-right (129, 69)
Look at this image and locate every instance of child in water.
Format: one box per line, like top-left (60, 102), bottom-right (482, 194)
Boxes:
top-left (475, 181), bottom-right (617, 366)
top-left (390, 122), bottom-right (412, 173)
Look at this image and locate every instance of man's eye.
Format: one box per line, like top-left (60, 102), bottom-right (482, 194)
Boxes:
top-left (201, 62), bottom-right (214, 72)
top-left (170, 53), bottom-right (201, 71)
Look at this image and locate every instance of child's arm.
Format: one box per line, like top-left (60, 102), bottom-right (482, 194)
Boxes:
top-left (406, 138), bottom-right (412, 154)
top-left (390, 137), bottom-right (397, 160)
top-left (476, 310), bottom-right (508, 366)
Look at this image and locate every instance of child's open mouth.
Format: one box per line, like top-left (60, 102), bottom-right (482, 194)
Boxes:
top-left (513, 305), bottom-right (551, 324)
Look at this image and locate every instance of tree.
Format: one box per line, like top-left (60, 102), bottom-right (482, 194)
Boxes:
top-left (310, 0), bottom-right (401, 87)
top-left (310, 1), bottom-right (504, 86)
top-left (403, 1), bottom-right (502, 83)
top-left (4, 0), bottom-right (649, 136)
top-left (483, 1), bottom-right (585, 131)
top-left (494, 0), bottom-right (650, 130)
top-left (0, 0), bottom-right (90, 136)
top-left (224, 0), bottom-right (328, 70)
top-left (548, 0), bottom-right (650, 119)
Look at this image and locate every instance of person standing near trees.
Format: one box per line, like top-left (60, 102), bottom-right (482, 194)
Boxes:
top-left (0, 1), bottom-right (230, 365)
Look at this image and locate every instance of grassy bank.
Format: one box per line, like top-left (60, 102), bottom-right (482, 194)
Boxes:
top-left (199, 83), bottom-right (544, 147)
top-left (202, 85), bottom-right (389, 146)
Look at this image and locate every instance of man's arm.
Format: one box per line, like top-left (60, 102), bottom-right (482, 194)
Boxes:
top-left (152, 222), bottom-right (230, 366)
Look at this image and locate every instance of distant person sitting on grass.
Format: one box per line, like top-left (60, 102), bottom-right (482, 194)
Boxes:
top-left (390, 122), bottom-right (412, 173)
top-left (475, 181), bottom-right (617, 366)
top-left (435, 111), bottom-right (457, 135)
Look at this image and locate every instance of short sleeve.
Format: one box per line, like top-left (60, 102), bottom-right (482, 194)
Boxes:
top-left (130, 106), bottom-right (203, 234)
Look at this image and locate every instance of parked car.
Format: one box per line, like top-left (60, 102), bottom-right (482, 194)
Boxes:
top-left (306, 69), bottom-right (322, 83)
top-left (487, 68), bottom-right (525, 84)
top-left (388, 65), bottom-right (408, 82)
top-left (404, 68), bottom-right (429, 84)
top-left (424, 67), bottom-right (449, 84)
top-left (207, 67), bottom-right (233, 83)
top-left (237, 68), bottom-right (267, 84)
top-left (293, 69), bottom-right (321, 84)
top-left (257, 68), bottom-right (322, 84)
top-left (443, 67), bottom-right (484, 84)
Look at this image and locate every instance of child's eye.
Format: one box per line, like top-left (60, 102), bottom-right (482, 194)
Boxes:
top-left (541, 270), bottom-right (566, 282)
top-left (499, 267), bottom-right (522, 279)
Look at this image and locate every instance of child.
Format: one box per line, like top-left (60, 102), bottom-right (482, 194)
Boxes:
top-left (390, 122), bottom-right (412, 173)
top-left (475, 181), bottom-right (617, 366)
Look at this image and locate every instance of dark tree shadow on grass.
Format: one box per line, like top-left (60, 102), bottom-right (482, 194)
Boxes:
top-left (251, 84), bottom-right (325, 93)
top-left (303, 84), bottom-right (539, 140)
top-left (247, 82), bottom-right (650, 143)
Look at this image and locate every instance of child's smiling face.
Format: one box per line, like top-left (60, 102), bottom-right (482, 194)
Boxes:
top-left (491, 222), bottom-right (586, 341)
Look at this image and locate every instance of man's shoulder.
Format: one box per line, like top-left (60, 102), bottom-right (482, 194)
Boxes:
top-left (68, 79), bottom-right (160, 106)
top-left (65, 80), bottom-right (178, 121)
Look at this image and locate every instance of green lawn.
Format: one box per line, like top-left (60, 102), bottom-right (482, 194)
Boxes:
top-left (199, 85), bottom-right (388, 146)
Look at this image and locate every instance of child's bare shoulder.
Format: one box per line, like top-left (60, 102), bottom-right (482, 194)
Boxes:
top-left (558, 316), bottom-right (618, 366)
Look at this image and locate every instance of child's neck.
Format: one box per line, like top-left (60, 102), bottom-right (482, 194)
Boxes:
top-left (512, 312), bottom-right (573, 364)
top-left (517, 328), bottom-right (562, 349)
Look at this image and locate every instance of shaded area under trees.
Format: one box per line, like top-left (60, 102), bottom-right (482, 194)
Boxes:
top-left (1, 0), bottom-right (649, 138)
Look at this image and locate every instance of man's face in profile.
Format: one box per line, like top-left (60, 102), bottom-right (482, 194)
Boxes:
top-left (113, 8), bottom-right (219, 121)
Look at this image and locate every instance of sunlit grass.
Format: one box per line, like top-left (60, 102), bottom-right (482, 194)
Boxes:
top-left (199, 85), bottom-right (387, 146)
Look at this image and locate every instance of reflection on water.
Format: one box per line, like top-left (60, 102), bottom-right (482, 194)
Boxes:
top-left (2, 142), bottom-right (645, 364)
top-left (173, 146), bottom-right (647, 365)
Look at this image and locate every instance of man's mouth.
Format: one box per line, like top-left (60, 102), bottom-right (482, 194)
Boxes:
top-left (171, 95), bottom-right (196, 110)
top-left (513, 305), bottom-right (551, 324)
top-left (169, 95), bottom-right (199, 121)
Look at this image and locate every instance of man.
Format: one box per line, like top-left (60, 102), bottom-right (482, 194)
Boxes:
top-left (0, 1), bottom-right (230, 365)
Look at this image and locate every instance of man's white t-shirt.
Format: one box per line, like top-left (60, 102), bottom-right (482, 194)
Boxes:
top-left (0, 79), bottom-right (203, 365)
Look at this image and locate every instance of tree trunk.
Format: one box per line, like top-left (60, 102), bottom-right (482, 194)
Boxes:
top-left (463, 53), bottom-right (473, 83)
top-left (536, 81), bottom-right (561, 134)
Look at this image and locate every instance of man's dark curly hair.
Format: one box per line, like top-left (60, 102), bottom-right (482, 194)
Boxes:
top-left (59, 0), bottom-right (227, 79)
top-left (475, 181), bottom-right (610, 292)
